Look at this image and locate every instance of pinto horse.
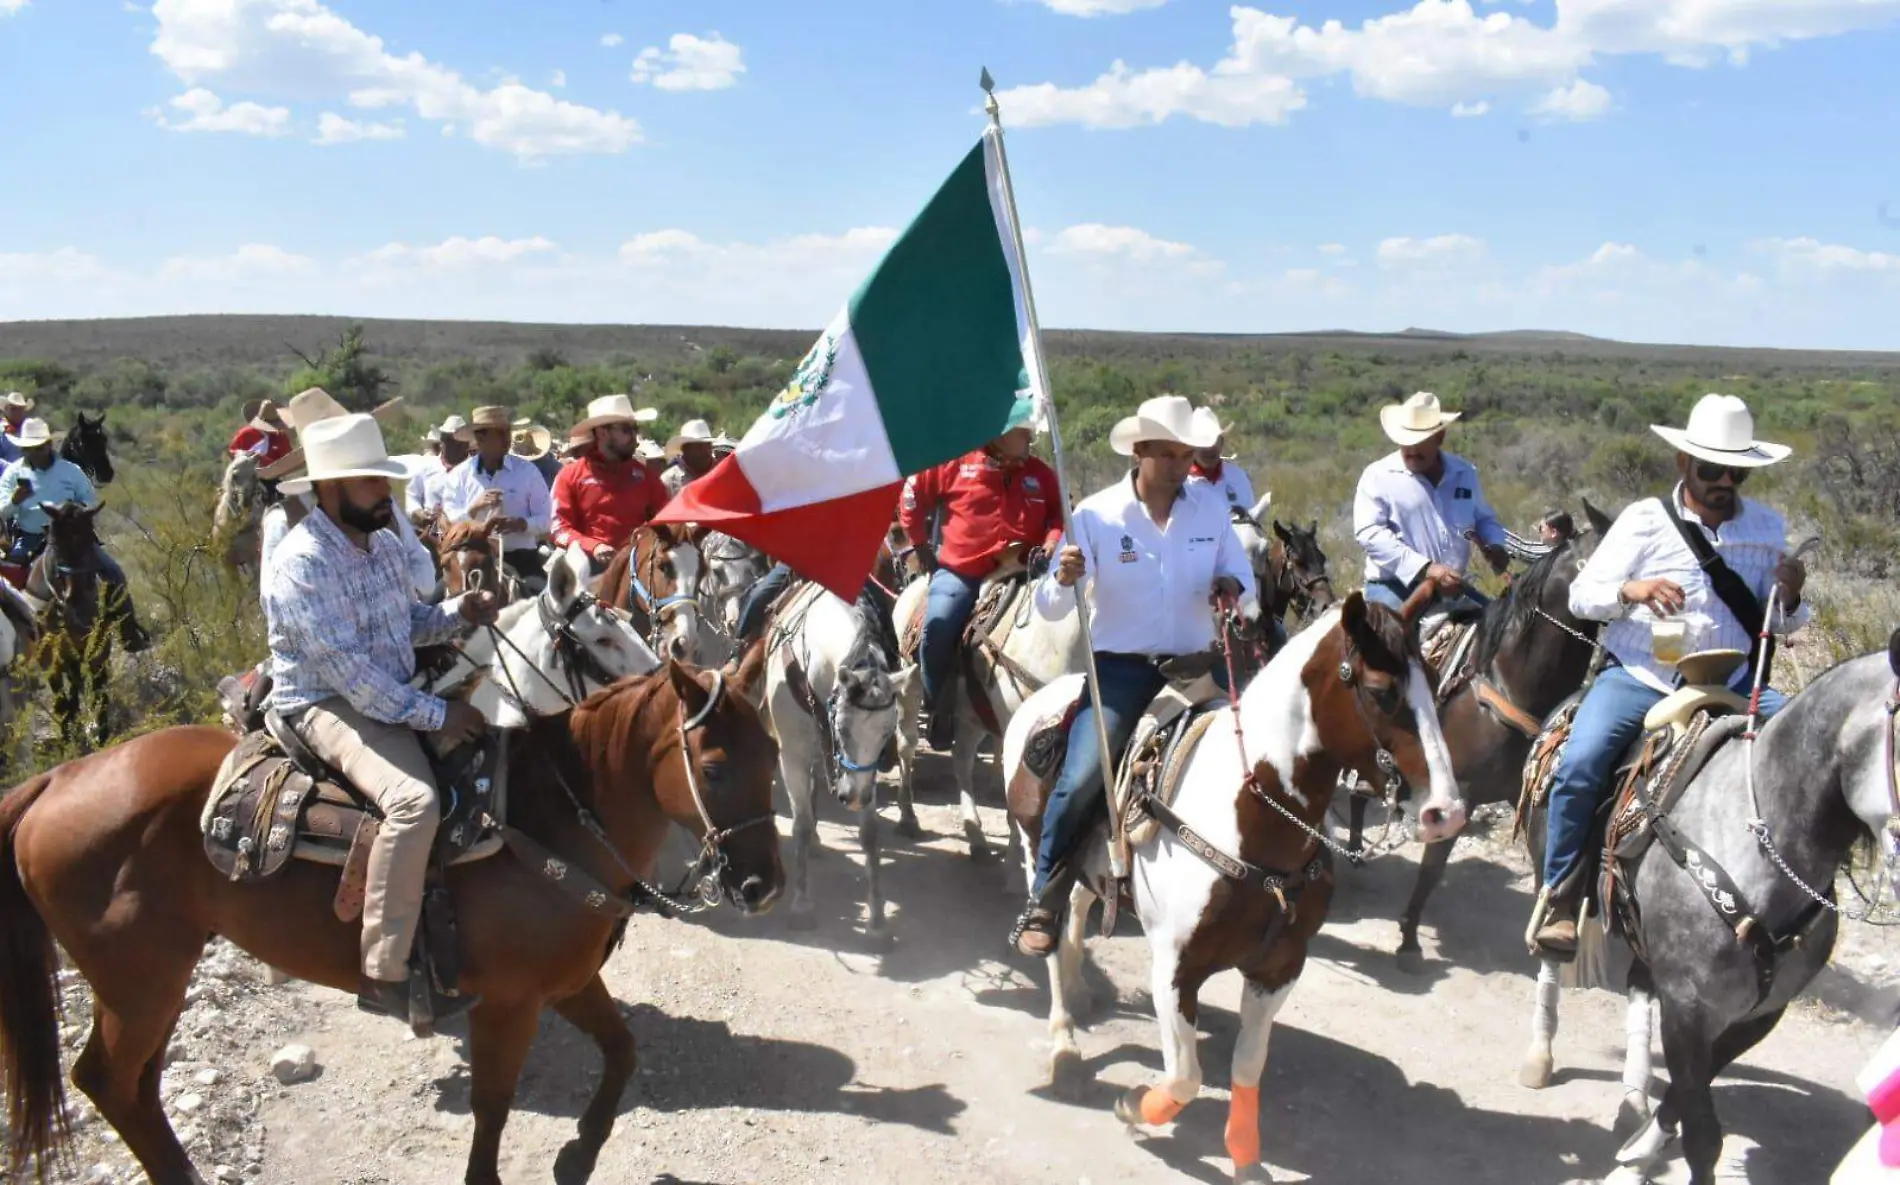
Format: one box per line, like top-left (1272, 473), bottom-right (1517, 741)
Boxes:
top-left (0, 662), bottom-right (783, 1185)
top-left (1001, 587), bottom-right (1465, 1182)
top-left (597, 525), bottom-right (705, 664)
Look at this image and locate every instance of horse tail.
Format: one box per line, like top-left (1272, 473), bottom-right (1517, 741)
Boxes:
top-left (0, 774), bottom-right (71, 1183)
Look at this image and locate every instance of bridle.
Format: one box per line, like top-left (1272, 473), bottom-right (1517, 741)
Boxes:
top-left (625, 535), bottom-right (702, 651)
top-left (448, 536), bottom-right (516, 603)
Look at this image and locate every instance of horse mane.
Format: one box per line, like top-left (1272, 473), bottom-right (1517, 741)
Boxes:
top-left (214, 453), bottom-right (258, 530)
top-left (438, 519), bottom-right (494, 553)
top-left (1473, 542), bottom-right (1572, 669)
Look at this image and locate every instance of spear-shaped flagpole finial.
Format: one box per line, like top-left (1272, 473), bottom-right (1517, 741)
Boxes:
top-left (980, 67), bottom-right (1000, 119)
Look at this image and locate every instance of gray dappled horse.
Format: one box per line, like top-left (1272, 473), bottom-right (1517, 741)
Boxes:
top-left (1521, 630), bottom-right (1900, 1185)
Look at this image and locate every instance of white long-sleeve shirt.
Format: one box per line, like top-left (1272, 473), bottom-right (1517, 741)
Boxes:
top-left (1192, 461), bottom-right (1257, 514)
top-left (1568, 485), bottom-right (1811, 694)
top-left (1034, 473), bottom-right (1255, 658)
top-left (405, 458), bottom-right (456, 516)
top-left (439, 453), bottom-right (551, 554)
top-left (260, 496), bottom-right (436, 606)
top-left (1353, 449), bottom-right (1505, 586)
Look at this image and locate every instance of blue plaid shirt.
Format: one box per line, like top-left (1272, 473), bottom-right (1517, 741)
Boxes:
top-left (263, 508), bottom-right (465, 730)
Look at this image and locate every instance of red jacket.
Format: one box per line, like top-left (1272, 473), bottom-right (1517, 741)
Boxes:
top-left (551, 453), bottom-right (671, 552)
top-left (229, 425), bottom-right (292, 468)
top-left (901, 450), bottom-right (1063, 580)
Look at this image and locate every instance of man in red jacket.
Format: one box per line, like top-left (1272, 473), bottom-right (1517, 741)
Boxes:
top-left (229, 398), bottom-right (293, 469)
top-left (551, 394), bottom-right (667, 572)
top-left (900, 395), bottom-right (1062, 748)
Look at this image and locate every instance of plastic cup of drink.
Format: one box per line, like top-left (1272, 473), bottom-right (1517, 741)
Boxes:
top-left (1652, 619), bottom-right (1687, 666)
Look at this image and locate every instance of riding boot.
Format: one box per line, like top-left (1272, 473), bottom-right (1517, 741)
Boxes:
top-left (1012, 858), bottom-right (1080, 958)
top-left (357, 949), bottom-right (478, 1036)
top-left (1533, 872), bottom-right (1584, 957)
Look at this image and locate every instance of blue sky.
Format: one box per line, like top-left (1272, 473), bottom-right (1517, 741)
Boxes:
top-left (2, 0), bottom-right (1897, 348)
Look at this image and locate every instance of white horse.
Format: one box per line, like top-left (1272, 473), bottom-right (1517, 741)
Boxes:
top-left (425, 543), bottom-right (659, 726)
top-left (891, 566), bottom-right (1085, 858)
top-left (763, 589), bottom-right (902, 937)
top-left (699, 530), bottom-right (771, 638)
top-left (213, 451), bottom-right (264, 572)
top-left (1000, 593), bottom-right (1466, 1181)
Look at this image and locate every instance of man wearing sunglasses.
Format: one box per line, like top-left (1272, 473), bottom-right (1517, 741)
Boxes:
top-left (1533, 393), bottom-right (1810, 955)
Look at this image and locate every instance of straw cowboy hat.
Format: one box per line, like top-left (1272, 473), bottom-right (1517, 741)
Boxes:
top-left (249, 399), bottom-right (291, 435)
top-left (570, 393), bottom-right (659, 440)
top-left (1108, 395), bottom-right (1220, 456)
top-left (1379, 392), bottom-right (1461, 447)
top-left (5, 417), bottom-right (54, 449)
top-left (276, 414), bottom-right (408, 496)
top-left (1649, 393), bottom-right (1791, 468)
top-left (665, 418), bottom-right (716, 454)
top-left (453, 406), bottom-right (514, 442)
top-left (511, 424), bottom-right (553, 462)
top-left (2, 391), bottom-right (36, 417)
top-left (261, 389), bottom-right (404, 480)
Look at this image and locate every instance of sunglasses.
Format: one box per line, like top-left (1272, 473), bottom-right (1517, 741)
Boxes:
top-left (1693, 462), bottom-right (1750, 485)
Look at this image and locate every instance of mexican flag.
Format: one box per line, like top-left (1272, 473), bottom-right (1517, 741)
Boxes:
top-left (653, 128), bottom-right (1038, 599)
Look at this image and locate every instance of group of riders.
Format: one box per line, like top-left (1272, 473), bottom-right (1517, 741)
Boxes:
top-left (28, 367), bottom-right (1802, 1027)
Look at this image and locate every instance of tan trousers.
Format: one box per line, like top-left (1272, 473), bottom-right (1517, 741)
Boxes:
top-left (293, 699), bottom-right (440, 982)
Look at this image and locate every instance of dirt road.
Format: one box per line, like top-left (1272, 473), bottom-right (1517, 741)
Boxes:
top-left (49, 752), bottom-right (1894, 1185)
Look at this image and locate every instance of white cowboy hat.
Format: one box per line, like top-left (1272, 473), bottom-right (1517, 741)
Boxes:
top-left (711, 432), bottom-right (739, 454)
top-left (665, 418), bottom-right (716, 454)
top-left (511, 424), bottom-right (553, 462)
top-left (1649, 393), bottom-right (1790, 468)
top-left (4, 417), bottom-right (53, 449)
top-left (3, 391), bottom-right (37, 415)
top-left (425, 413), bottom-right (467, 442)
top-left (635, 439), bottom-right (666, 462)
top-left (571, 393), bottom-right (660, 439)
top-left (1379, 392), bottom-right (1461, 446)
top-left (1108, 395), bottom-right (1220, 457)
top-left (262, 390), bottom-right (405, 480)
top-left (452, 406), bottom-right (514, 442)
top-left (276, 414), bottom-right (409, 495)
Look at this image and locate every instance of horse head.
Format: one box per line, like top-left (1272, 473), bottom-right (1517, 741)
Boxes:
top-left (1309, 589), bottom-right (1465, 843)
top-left (1270, 517), bottom-right (1337, 618)
top-left (632, 524), bottom-right (704, 664)
top-left (699, 531), bottom-right (771, 633)
top-left (60, 412), bottom-right (114, 486)
top-left (439, 518), bottom-right (502, 600)
top-left (829, 631), bottom-right (899, 812)
top-left (39, 502), bottom-right (105, 630)
top-left (573, 661), bottom-right (784, 914)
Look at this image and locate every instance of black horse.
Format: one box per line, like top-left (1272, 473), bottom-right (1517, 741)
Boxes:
top-left (60, 411), bottom-right (115, 486)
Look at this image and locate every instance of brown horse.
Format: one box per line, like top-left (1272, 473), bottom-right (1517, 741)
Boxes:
top-left (0, 662), bottom-right (783, 1185)
top-left (597, 525), bottom-right (704, 663)
top-left (23, 503), bottom-right (114, 748)
top-left (438, 518), bottom-right (510, 601)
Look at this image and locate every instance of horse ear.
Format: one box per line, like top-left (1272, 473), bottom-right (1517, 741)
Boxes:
top-left (1271, 520), bottom-right (1294, 545)
top-left (1582, 497), bottom-right (1614, 539)
top-left (668, 659), bottom-right (712, 717)
top-left (1308, 520), bottom-right (1319, 536)
top-left (1341, 590), bottom-right (1370, 641)
top-left (1249, 493), bottom-right (1272, 523)
top-left (83, 503), bottom-right (104, 521)
top-left (546, 544), bottom-right (579, 607)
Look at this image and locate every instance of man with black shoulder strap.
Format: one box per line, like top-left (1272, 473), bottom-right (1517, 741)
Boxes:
top-left (1533, 394), bottom-right (1810, 954)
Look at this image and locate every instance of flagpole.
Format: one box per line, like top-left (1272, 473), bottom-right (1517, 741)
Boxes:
top-left (981, 69), bottom-right (1129, 881)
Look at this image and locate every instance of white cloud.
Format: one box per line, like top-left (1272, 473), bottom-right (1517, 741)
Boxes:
top-left (1030, 0), bottom-right (1170, 16)
top-left (1048, 223), bottom-right (1198, 262)
top-left (1000, 0), bottom-right (1900, 129)
top-left (1376, 233), bottom-right (1486, 267)
top-left (361, 236), bottom-right (560, 269)
top-left (149, 0), bottom-right (641, 160)
top-left (600, 33), bottom-right (623, 48)
top-left (1529, 77), bottom-right (1611, 120)
top-left (151, 88), bottom-right (292, 135)
top-left (1754, 236), bottom-right (1900, 272)
top-left (1, 0), bottom-right (29, 16)
top-left (549, 69), bottom-right (566, 89)
top-left (1317, 242), bottom-right (1348, 255)
top-left (160, 243), bottom-right (317, 282)
top-left (1451, 99), bottom-right (1490, 117)
top-left (314, 111), bottom-right (404, 144)
top-left (630, 33), bottom-right (745, 91)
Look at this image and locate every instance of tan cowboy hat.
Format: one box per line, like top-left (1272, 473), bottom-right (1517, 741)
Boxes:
top-left (2, 391), bottom-right (35, 416)
top-left (1649, 394), bottom-right (1790, 468)
top-left (570, 393), bottom-right (659, 439)
top-left (249, 399), bottom-right (290, 435)
top-left (635, 439), bottom-right (666, 462)
top-left (1109, 395), bottom-right (1220, 457)
top-left (511, 424), bottom-right (553, 462)
top-left (1189, 407), bottom-right (1236, 455)
top-left (1380, 392), bottom-right (1461, 446)
top-left (453, 406), bottom-right (514, 442)
top-left (276, 414), bottom-right (408, 495)
top-left (665, 418), bottom-right (716, 454)
top-left (5, 417), bottom-right (53, 449)
top-left (261, 390), bottom-right (405, 480)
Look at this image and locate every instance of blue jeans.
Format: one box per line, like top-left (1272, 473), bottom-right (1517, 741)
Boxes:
top-left (1542, 665), bottom-right (1787, 891)
top-left (1365, 576), bottom-right (1489, 615)
top-left (736, 562), bottom-right (795, 643)
top-left (1031, 653), bottom-right (1233, 893)
top-left (920, 569), bottom-right (982, 708)
top-left (7, 531), bottom-right (129, 597)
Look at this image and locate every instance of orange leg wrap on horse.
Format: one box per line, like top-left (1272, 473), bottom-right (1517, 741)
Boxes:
top-left (1225, 1084), bottom-right (1262, 1167)
top-left (1140, 1086), bottom-right (1187, 1126)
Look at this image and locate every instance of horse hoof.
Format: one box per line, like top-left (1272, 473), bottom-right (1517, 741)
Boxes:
top-left (1113, 1086), bottom-right (1146, 1128)
top-left (1614, 1113), bottom-right (1675, 1168)
top-left (787, 908), bottom-right (817, 932)
top-left (1518, 1052), bottom-right (1553, 1090)
top-left (1614, 1091), bottom-right (1652, 1138)
top-left (1050, 1047), bottom-right (1089, 1100)
top-left (1394, 946), bottom-right (1425, 976)
top-left (894, 815), bottom-right (924, 840)
top-left (1233, 1164), bottom-right (1275, 1185)
top-left (865, 925), bottom-right (896, 950)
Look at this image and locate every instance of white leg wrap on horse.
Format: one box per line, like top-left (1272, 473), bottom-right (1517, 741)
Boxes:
top-left (1622, 988), bottom-right (1653, 1096)
top-left (1615, 1112), bottom-right (1676, 1167)
top-left (1519, 959), bottom-right (1560, 1088)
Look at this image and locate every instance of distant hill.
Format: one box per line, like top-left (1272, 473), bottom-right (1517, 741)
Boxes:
top-left (2, 314), bottom-right (1898, 375)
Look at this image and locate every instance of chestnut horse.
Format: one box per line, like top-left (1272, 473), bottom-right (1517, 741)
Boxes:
top-left (1000, 587), bottom-right (1465, 1182)
top-left (597, 525), bottom-right (704, 664)
top-left (0, 662), bottom-right (783, 1185)
top-left (437, 518), bottom-right (511, 602)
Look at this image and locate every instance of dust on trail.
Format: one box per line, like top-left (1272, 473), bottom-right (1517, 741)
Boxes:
top-left (46, 753), bottom-right (1893, 1185)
